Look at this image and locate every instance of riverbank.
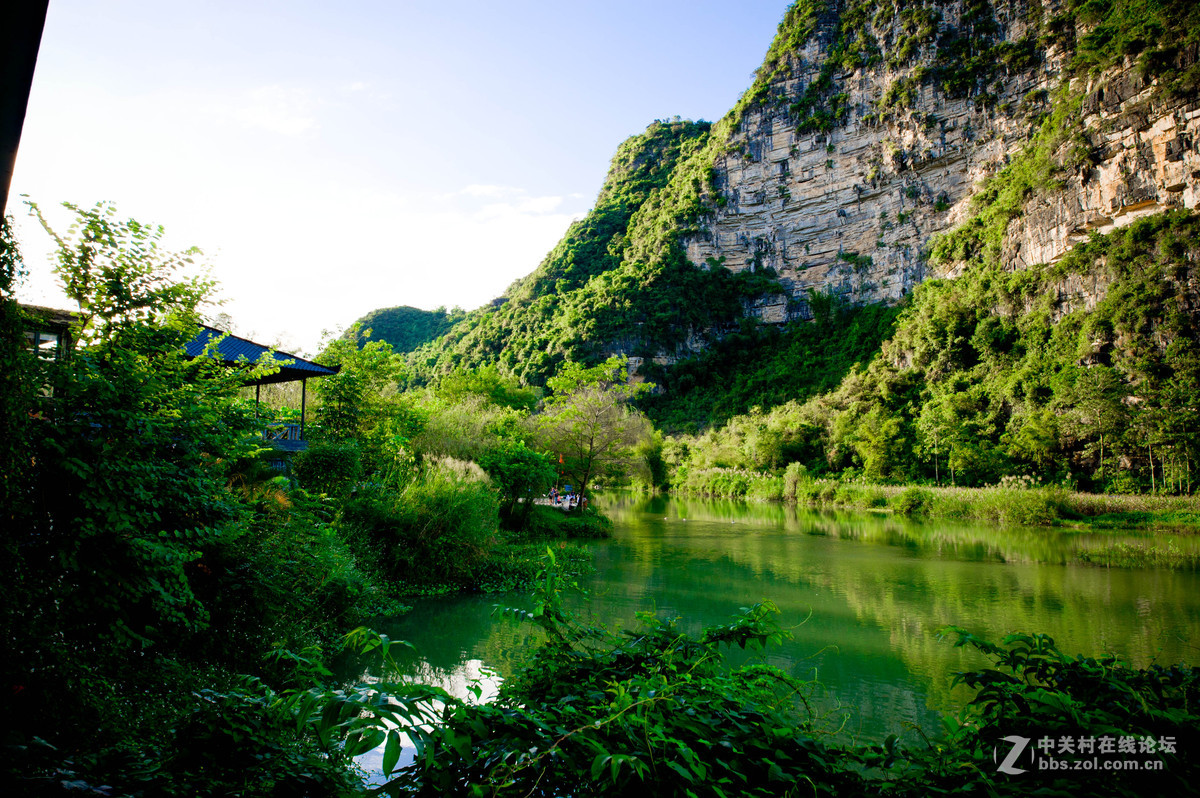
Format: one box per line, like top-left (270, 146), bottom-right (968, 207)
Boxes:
top-left (673, 466), bottom-right (1200, 534)
top-left (362, 552), bottom-right (1200, 796)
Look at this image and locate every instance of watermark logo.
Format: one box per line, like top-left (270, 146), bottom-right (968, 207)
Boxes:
top-left (995, 736), bottom-right (1031, 775)
top-left (993, 733), bottom-right (1177, 776)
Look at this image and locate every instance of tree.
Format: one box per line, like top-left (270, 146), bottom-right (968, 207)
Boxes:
top-left (436, 363), bottom-right (538, 411)
top-left (3, 204), bottom-right (395, 792)
top-left (479, 439), bottom-right (557, 526)
top-left (533, 357), bottom-right (652, 506)
top-left (27, 200), bottom-right (214, 345)
top-left (313, 324), bottom-right (407, 446)
top-left (0, 216), bottom-right (33, 512)
top-left (1054, 364), bottom-right (1127, 481)
top-left (0, 203), bottom-right (277, 763)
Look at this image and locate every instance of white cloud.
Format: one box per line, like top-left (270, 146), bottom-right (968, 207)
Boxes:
top-left (224, 85), bottom-right (318, 137)
top-left (455, 184), bottom-right (517, 199)
top-left (452, 185), bottom-right (571, 218)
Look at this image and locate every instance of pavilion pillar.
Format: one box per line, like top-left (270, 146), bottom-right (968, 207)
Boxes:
top-left (300, 378), bottom-right (307, 441)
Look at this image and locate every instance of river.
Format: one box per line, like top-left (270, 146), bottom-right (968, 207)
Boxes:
top-left (356, 492), bottom-right (1200, 778)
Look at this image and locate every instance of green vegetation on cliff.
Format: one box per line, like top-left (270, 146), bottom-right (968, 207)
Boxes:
top-left (408, 119), bottom-right (768, 386)
top-left (675, 210), bottom-right (1200, 496)
top-left (640, 296), bottom-right (901, 432)
top-left (348, 304), bottom-right (464, 353)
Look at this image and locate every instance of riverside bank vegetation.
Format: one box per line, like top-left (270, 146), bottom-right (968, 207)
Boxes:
top-left (8, 0), bottom-right (1200, 794)
top-left (5, 194), bottom-right (1198, 793)
top-left (0, 204), bottom-right (629, 794)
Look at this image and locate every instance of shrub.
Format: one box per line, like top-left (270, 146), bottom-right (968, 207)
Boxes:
top-left (894, 486), bottom-right (933, 517)
top-left (898, 629), bottom-right (1200, 795)
top-left (337, 462), bottom-right (499, 590)
top-left (782, 462), bottom-right (811, 502)
top-left (1104, 471), bottom-right (1143, 495)
top-left (747, 475), bottom-right (784, 502)
top-left (292, 442), bottom-right (362, 497)
top-left (474, 543), bottom-right (595, 593)
top-left (520, 505), bottom-right (613, 541)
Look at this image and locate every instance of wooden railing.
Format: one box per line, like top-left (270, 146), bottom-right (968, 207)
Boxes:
top-left (262, 422), bottom-right (306, 451)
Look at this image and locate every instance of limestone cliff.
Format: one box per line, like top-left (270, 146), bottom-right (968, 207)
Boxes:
top-left (404, 0), bottom-right (1200, 390)
top-left (682, 0), bottom-right (1200, 325)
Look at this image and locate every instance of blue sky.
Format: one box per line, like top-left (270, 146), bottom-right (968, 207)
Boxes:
top-left (12, 1), bottom-right (789, 353)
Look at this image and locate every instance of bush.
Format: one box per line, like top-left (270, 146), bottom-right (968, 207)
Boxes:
top-left (1104, 471), bottom-right (1143, 495)
top-left (474, 543), bottom-right (595, 593)
top-left (337, 461), bottom-right (499, 591)
top-left (164, 677), bottom-right (357, 796)
top-left (898, 629), bottom-right (1200, 795)
top-left (782, 462), bottom-right (811, 502)
top-left (893, 487), bottom-right (933, 517)
top-left (520, 505), bottom-right (613, 541)
top-left (292, 442), bottom-right (362, 497)
top-left (746, 475), bottom-right (784, 502)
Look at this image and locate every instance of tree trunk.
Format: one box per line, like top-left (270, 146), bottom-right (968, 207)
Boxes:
top-left (934, 431), bottom-right (940, 487)
top-left (1149, 442), bottom-right (1155, 493)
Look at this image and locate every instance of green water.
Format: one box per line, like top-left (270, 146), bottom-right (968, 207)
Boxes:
top-left (371, 493), bottom-right (1200, 746)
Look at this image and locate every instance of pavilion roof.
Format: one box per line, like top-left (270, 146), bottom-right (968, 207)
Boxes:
top-left (184, 326), bottom-right (338, 385)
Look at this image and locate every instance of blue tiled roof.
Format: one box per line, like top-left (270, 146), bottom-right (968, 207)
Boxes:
top-left (185, 326), bottom-right (338, 385)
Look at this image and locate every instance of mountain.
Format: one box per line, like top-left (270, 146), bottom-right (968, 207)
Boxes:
top-left (347, 305), bottom-right (464, 353)
top-left (393, 0), bottom-right (1200, 428)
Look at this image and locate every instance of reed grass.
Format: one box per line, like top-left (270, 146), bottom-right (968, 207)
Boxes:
top-left (671, 466), bottom-right (1200, 532)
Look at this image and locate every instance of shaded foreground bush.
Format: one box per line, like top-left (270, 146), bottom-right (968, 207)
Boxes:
top-left (337, 460), bottom-right (501, 593)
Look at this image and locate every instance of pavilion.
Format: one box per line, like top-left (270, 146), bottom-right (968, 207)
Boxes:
top-left (184, 326), bottom-right (338, 452)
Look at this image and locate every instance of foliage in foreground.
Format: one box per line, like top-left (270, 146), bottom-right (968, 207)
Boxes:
top-left (364, 560), bottom-right (1200, 797)
top-left (1, 205), bottom-right (394, 795)
top-left (379, 559), bottom-right (868, 797)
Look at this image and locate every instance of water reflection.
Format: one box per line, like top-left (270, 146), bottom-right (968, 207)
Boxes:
top-left (368, 493), bottom-right (1200, 753)
top-left (352, 656), bottom-right (504, 786)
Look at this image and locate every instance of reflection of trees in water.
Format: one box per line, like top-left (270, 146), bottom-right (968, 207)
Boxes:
top-left (396, 659), bottom-right (503, 704)
top-left (594, 494), bottom-right (1200, 716)
top-left (605, 492), bottom-right (1200, 566)
top-left (365, 495), bottom-right (1200, 743)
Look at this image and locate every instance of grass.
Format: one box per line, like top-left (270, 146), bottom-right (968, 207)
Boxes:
top-left (672, 467), bottom-right (1200, 532)
top-left (517, 504), bottom-right (613, 540)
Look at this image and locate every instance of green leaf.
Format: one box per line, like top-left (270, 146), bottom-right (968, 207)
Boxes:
top-left (382, 729), bottom-right (402, 775)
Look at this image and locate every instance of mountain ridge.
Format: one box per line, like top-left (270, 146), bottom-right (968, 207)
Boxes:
top-left (362, 0), bottom-right (1200, 427)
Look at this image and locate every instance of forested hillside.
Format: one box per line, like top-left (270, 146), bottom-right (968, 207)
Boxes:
top-left (406, 118), bottom-right (788, 385)
top-left (389, 0), bottom-right (1200, 468)
top-left (347, 305), bottom-right (463, 353)
top-left (674, 211), bottom-right (1200, 494)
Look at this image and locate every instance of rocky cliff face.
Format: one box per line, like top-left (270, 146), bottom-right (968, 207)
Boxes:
top-left (406, 0), bottom-right (1200, 389)
top-left (682, 0), bottom-right (1200, 324)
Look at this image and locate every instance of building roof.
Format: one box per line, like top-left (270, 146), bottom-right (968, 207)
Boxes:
top-left (184, 326), bottom-right (339, 385)
top-left (22, 304), bottom-right (80, 329)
